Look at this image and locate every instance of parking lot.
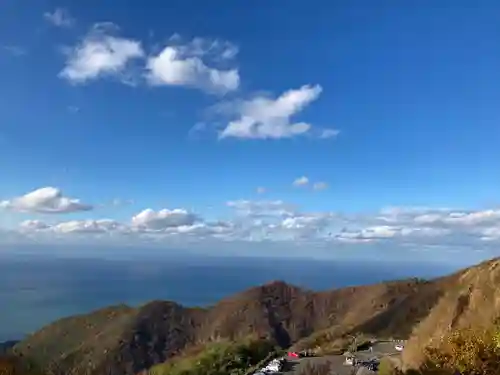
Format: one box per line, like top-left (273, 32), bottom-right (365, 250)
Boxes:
top-left (278, 341), bottom-right (403, 375)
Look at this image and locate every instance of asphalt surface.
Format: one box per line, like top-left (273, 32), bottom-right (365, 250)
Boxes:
top-left (278, 341), bottom-right (402, 375)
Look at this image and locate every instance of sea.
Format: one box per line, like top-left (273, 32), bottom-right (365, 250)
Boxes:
top-left (0, 251), bottom-right (462, 342)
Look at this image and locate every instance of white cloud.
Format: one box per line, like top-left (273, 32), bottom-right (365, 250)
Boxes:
top-left (60, 23), bottom-right (144, 84)
top-left (256, 187), bottom-right (266, 194)
top-left (481, 226), bottom-right (500, 241)
top-left (0, 187), bottom-right (92, 214)
top-left (19, 219), bottom-right (126, 235)
top-left (413, 210), bottom-right (500, 226)
top-left (54, 219), bottom-right (124, 233)
top-left (7, 196), bottom-right (500, 261)
top-left (219, 85), bottom-right (327, 139)
top-left (313, 182), bottom-right (328, 191)
top-left (44, 8), bottom-right (74, 28)
top-left (146, 37), bottom-right (239, 94)
top-left (131, 208), bottom-right (198, 230)
top-left (19, 220), bottom-right (50, 231)
top-left (293, 176), bottom-right (309, 187)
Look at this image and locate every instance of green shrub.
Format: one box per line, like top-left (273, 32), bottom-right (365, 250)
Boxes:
top-left (378, 357), bottom-right (400, 375)
top-left (148, 338), bottom-right (279, 375)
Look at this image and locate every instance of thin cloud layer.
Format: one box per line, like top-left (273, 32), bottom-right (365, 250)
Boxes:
top-left (219, 85), bottom-right (338, 139)
top-left (60, 23), bottom-right (145, 84)
top-left (0, 187), bottom-right (92, 214)
top-left (146, 37), bottom-right (240, 94)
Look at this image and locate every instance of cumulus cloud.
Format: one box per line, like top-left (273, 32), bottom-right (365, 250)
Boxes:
top-left (59, 23), bottom-right (144, 84)
top-left (218, 85), bottom-right (333, 139)
top-left (0, 187), bottom-right (92, 214)
top-left (44, 8), bottom-right (74, 28)
top-left (131, 208), bottom-right (198, 231)
top-left (146, 37), bottom-right (239, 94)
top-left (293, 176), bottom-right (309, 187)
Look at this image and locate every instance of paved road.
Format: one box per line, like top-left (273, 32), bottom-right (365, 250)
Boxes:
top-left (279, 341), bottom-right (401, 375)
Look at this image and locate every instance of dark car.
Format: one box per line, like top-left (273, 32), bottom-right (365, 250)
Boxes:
top-left (361, 361), bottom-right (378, 371)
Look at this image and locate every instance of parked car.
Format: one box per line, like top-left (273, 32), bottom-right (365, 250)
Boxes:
top-left (299, 350), bottom-right (314, 357)
top-left (395, 344), bottom-right (404, 351)
top-left (260, 358), bottom-right (284, 373)
top-left (344, 357), bottom-right (355, 366)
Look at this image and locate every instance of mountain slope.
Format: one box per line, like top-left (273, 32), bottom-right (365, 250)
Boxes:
top-left (12, 257), bottom-right (500, 375)
top-left (402, 257), bottom-right (500, 370)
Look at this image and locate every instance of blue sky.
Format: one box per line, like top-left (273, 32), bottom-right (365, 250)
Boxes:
top-left (0, 0), bottom-right (499, 263)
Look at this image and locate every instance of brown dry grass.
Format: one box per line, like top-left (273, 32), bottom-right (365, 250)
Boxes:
top-left (402, 258), bottom-right (500, 370)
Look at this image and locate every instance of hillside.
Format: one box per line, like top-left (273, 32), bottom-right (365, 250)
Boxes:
top-left (402, 257), bottom-right (500, 370)
top-left (11, 257), bottom-right (500, 375)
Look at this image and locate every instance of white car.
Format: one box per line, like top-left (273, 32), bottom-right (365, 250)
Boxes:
top-left (395, 344), bottom-right (404, 352)
top-left (261, 359), bottom-right (282, 373)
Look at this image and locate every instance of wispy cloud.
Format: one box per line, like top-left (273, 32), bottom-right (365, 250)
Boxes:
top-left (313, 182), bottom-right (328, 191)
top-left (292, 177), bottom-right (328, 191)
top-left (256, 187), bottom-right (266, 194)
top-left (44, 8), bottom-right (75, 28)
top-left (2, 45), bottom-right (27, 57)
top-left (293, 176), bottom-right (309, 187)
